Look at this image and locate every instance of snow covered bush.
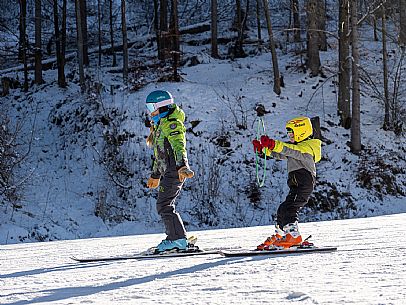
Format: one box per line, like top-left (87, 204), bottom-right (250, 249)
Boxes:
top-left (357, 148), bottom-right (406, 199)
top-left (0, 112), bottom-right (20, 207)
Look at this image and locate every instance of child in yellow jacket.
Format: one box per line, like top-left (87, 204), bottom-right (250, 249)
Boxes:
top-left (252, 117), bottom-right (322, 249)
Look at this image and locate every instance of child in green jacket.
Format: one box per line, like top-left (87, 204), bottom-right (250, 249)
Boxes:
top-left (145, 90), bottom-right (194, 253)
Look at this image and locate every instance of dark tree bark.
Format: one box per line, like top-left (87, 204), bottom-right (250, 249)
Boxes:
top-left (306, 0), bottom-right (321, 76)
top-left (382, 8), bottom-right (390, 129)
top-left (211, 0), bottom-right (219, 58)
top-left (61, 0), bottom-right (67, 78)
top-left (75, 0), bottom-right (85, 91)
top-left (78, 0), bottom-right (89, 66)
top-left (400, 0), bottom-right (406, 46)
top-left (34, 0), bottom-right (43, 84)
top-left (350, 0), bottom-right (361, 154)
top-left (170, 0), bottom-right (180, 81)
top-left (159, 0), bottom-right (168, 61)
top-left (98, 0), bottom-right (102, 66)
top-left (153, 0), bottom-right (161, 60)
top-left (292, 0), bottom-right (301, 42)
top-left (373, 14), bottom-right (379, 41)
top-left (109, 0), bottom-right (116, 66)
top-left (19, 0), bottom-right (28, 91)
top-left (18, 0), bottom-right (26, 62)
top-left (54, 0), bottom-right (66, 88)
top-left (121, 0), bottom-right (128, 81)
top-left (262, 0), bottom-right (281, 95)
top-left (233, 0), bottom-right (246, 57)
top-left (256, 0), bottom-right (262, 48)
top-left (317, 0), bottom-right (327, 51)
top-left (338, 0), bottom-right (351, 128)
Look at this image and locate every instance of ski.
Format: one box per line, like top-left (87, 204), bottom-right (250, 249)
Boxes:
top-left (219, 246), bottom-right (337, 257)
top-left (71, 249), bottom-right (221, 263)
top-left (71, 235), bottom-right (224, 263)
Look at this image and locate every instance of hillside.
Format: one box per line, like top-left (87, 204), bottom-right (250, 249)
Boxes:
top-left (0, 1), bottom-right (405, 244)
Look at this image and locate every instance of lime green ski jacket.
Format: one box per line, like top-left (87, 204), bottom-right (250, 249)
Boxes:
top-left (150, 105), bottom-right (189, 178)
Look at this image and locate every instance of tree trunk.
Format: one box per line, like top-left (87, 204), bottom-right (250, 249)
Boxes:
top-left (109, 0), bottom-right (116, 66)
top-left (292, 0), bottom-right (301, 42)
top-left (18, 0), bottom-right (25, 62)
top-left (75, 0), bottom-right (85, 91)
top-left (400, 0), bottom-right (406, 46)
top-left (170, 0), bottom-right (180, 81)
top-left (211, 0), bottom-right (219, 58)
top-left (19, 0), bottom-right (28, 91)
top-left (243, 0), bottom-right (250, 42)
top-left (234, 0), bottom-right (246, 57)
top-left (54, 0), bottom-right (66, 88)
top-left (256, 0), bottom-right (262, 49)
top-left (262, 0), bottom-right (281, 95)
top-left (78, 0), bottom-right (89, 66)
top-left (306, 0), bottom-right (321, 76)
top-left (34, 0), bottom-right (43, 84)
top-left (153, 0), bottom-right (161, 60)
top-left (318, 0), bottom-right (327, 51)
top-left (338, 0), bottom-right (351, 128)
top-left (61, 0), bottom-right (67, 81)
top-left (373, 14), bottom-right (378, 41)
top-left (121, 0), bottom-right (128, 82)
top-left (382, 8), bottom-right (390, 129)
top-left (159, 0), bottom-right (168, 61)
top-left (98, 0), bottom-right (102, 66)
top-left (350, 0), bottom-right (361, 154)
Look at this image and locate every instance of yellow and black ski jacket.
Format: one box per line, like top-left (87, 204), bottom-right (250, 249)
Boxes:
top-left (264, 138), bottom-right (322, 177)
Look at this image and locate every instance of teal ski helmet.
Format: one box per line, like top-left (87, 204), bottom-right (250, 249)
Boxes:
top-left (146, 90), bottom-right (174, 114)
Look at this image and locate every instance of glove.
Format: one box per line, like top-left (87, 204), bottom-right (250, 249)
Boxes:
top-left (147, 177), bottom-right (160, 189)
top-left (252, 139), bottom-right (263, 153)
top-left (178, 166), bottom-right (194, 182)
top-left (260, 135), bottom-right (276, 150)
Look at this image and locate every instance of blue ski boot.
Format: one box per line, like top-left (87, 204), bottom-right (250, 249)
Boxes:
top-left (155, 238), bottom-right (188, 253)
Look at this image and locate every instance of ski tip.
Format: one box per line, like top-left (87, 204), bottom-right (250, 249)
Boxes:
top-left (70, 256), bottom-right (87, 262)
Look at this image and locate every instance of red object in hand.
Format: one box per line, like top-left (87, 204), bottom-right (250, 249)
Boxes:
top-left (252, 139), bottom-right (263, 153)
top-left (260, 135), bottom-right (276, 150)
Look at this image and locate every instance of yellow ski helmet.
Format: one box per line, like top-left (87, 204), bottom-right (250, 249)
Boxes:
top-left (285, 117), bottom-right (313, 142)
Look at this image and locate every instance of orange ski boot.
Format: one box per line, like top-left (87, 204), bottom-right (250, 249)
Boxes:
top-left (256, 226), bottom-right (284, 250)
top-left (273, 222), bottom-right (302, 249)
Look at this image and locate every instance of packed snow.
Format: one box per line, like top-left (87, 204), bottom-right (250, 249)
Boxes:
top-left (1, 213), bottom-right (406, 305)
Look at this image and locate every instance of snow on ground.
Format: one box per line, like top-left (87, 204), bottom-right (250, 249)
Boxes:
top-left (1, 213), bottom-right (406, 305)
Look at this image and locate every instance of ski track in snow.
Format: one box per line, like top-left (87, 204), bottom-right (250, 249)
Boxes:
top-left (1, 213), bottom-right (406, 305)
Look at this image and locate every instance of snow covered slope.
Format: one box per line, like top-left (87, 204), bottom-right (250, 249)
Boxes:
top-left (2, 213), bottom-right (405, 305)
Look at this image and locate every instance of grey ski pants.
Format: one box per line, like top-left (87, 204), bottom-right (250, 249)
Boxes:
top-left (156, 168), bottom-right (187, 241)
top-left (276, 168), bottom-right (315, 228)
